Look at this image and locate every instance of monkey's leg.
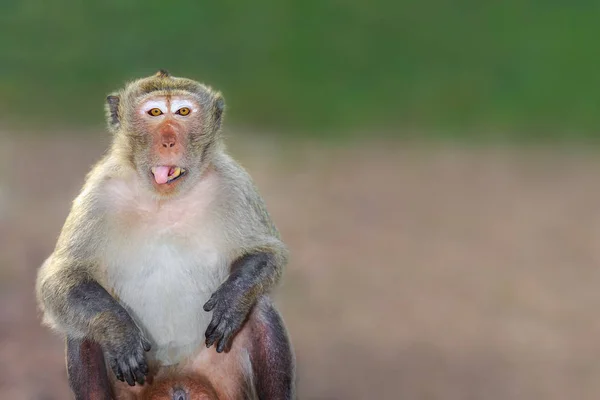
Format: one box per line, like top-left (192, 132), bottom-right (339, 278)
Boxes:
top-left (249, 297), bottom-right (296, 400)
top-left (66, 336), bottom-right (114, 400)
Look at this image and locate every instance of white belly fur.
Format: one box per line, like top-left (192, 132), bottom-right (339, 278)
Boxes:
top-left (105, 236), bottom-right (227, 365)
top-left (101, 171), bottom-right (228, 365)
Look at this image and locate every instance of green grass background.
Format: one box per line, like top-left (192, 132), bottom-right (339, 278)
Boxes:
top-left (1, 1), bottom-right (599, 140)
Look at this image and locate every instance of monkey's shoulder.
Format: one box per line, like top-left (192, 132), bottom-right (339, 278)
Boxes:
top-left (212, 154), bottom-right (271, 213)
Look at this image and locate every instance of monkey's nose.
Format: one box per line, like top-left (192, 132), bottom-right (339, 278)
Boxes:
top-left (161, 134), bottom-right (177, 148)
top-left (172, 388), bottom-right (187, 400)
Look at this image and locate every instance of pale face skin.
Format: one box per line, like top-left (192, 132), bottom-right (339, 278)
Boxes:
top-left (138, 97), bottom-right (199, 118)
top-left (130, 94), bottom-right (206, 197)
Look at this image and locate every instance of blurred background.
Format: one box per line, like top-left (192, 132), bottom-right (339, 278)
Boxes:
top-left (2, 1), bottom-right (600, 399)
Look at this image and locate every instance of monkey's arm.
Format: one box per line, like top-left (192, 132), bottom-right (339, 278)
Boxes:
top-left (36, 192), bottom-right (150, 386)
top-left (203, 158), bottom-right (288, 352)
top-left (38, 259), bottom-right (151, 387)
top-left (204, 248), bottom-right (286, 352)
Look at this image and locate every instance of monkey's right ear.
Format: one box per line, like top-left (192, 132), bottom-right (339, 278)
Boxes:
top-left (105, 94), bottom-right (120, 131)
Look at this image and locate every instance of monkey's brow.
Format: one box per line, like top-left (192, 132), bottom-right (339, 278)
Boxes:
top-left (140, 98), bottom-right (196, 113)
top-left (170, 99), bottom-right (197, 111)
top-left (141, 99), bottom-right (168, 111)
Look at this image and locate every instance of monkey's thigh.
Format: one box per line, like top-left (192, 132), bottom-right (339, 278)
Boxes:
top-left (172, 296), bottom-right (295, 400)
top-left (66, 337), bottom-right (114, 400)
top-left (247, 296), bottom-right (296, 400)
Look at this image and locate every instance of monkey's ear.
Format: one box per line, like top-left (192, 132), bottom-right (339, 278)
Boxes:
top-left (213, 93), bottom-right (225, 130)
top-left (155, 69), bottom-right (170, 78)
top-left (105, 94), bottom-right (120, 131)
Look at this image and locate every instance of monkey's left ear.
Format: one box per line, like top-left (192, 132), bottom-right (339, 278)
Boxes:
top-left (105, 94), bottom-right (120, 131)
top-left (213, 93), bottom-right (225, 131)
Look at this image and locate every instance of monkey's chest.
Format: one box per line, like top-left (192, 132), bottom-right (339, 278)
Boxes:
top-left (103, 234), bottom-right (228, 366)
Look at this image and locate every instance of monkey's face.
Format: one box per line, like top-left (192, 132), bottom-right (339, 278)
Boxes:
top-left (106, 71), bottom-right (225, 197)
top-left (128, 93), bottom-right (206, 196)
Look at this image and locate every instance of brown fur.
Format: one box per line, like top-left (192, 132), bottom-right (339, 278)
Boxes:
top-left (35, 71), bottom-right (294, 399)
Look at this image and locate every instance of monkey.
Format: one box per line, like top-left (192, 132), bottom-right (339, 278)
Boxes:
top-left (35, 70), bottom-right (295, 400)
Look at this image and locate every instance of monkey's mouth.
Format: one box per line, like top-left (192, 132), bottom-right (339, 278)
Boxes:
top-left (151, 166), bottom-right (187, 185)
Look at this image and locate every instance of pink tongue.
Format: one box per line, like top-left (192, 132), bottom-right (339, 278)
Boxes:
top-left (153, 166), bottom-right (171, 184)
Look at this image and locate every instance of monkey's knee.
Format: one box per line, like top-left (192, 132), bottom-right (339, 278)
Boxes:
top-left (66, 336), bottom-right (113, 400)
top-left (249, 298), bottom-right (296, 400)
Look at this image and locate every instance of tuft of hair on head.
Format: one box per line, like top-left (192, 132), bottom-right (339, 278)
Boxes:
top-left (155, 69), bottom-right (171, 78)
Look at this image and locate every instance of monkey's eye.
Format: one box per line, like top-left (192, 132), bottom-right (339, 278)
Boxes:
top-left (148, 108), bottom-right (163, 116)
top-left (176, 107), bottom-right (191, 116)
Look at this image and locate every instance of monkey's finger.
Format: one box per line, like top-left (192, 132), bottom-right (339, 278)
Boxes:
top-left (132, 364), bottom-right (146, 385)
top-left (206, 319), bottom-right (225, 347)
top-left (141, 337), bottom-right (152, 352)
top-left (128, 355), bottom-right (145, 385)
top-left (135, 373), bottom-right (145, 386)
top-left (216, 326), bottom-right (234, 353)
top-left (203, 295), bottom-right (218, 312)
top-left (206, 318), bottom-right (227, 348)
top-left (205, 313), bottom-right (222, 340)
top-left (135, 351), bottom-right (149, 375)
top-left (139, 359), bottom-right (149, 375)
top-left (121, 362), bottom-right (135, 386)
top-left (111, 359), bottom-right (124, 382)
top-left (205, 333), bottom-right (217, 348)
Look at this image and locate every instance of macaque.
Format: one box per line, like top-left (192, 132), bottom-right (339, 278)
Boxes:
top-left (36, 70), bottom-right (295, 399)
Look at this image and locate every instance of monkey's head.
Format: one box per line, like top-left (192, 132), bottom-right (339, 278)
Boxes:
top-left (105, 70), bottom-right (225, 197)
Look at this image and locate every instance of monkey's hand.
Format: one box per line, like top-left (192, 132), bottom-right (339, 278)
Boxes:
top-left (98, 318), bottom-right (152, 386)
top-left (203, 283), bottom-right (253, 353)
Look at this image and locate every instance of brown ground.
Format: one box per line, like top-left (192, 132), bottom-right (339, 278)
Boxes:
top-left (2, 132), bottom-right (600, 399)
